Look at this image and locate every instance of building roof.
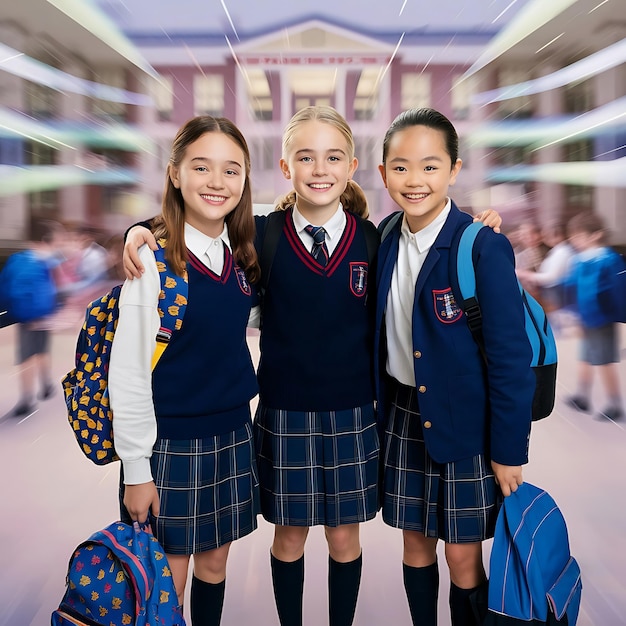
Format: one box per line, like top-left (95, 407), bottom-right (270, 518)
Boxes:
top-left (3, 0), bottom-right (156, 74)
top-left (97, 0), bottom-right (533, 37)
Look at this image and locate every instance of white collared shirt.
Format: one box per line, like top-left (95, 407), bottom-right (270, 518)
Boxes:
top-left (185, 221), bottom-right (229, 274)
top-left (291, 203), bottom-right (346, 256)
top-left (385, 200), bottom-right (451, 386)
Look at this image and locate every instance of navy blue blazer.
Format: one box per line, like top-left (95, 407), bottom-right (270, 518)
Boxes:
top-left (374, 202), bottom-right (535, 466)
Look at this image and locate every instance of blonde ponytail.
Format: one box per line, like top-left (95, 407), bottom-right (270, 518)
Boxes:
top-left (275, 190), bottom-right (296, 212)
top-left (341, 180), bottom-right (369, 219)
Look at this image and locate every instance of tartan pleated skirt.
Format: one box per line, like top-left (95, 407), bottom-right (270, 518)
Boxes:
top-left (121, 421), bottom-right (260, 555)
top-left (254, 402), bottom-right (380, 527)
top-left (382, 379), bottom-right (500, 543)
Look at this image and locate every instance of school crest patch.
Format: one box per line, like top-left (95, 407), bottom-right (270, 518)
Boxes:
top-left (235, 266), bottom-right (252, 295)
top-left (433, 288), bottom-right (463, 323)
top-left (349, 262), bottom-right (368, 297)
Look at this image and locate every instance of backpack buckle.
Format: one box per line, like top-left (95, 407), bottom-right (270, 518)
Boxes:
top-left (463, 297), bottom-right (482, 333)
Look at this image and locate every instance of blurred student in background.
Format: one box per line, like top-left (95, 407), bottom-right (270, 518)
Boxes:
top-left (562, 212), bottom-right (624, 422)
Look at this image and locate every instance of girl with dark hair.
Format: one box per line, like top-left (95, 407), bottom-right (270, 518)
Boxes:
top-left (375, 108), bottom-right (535, 626)
top-left (108, 115), bottom-right (261, 625)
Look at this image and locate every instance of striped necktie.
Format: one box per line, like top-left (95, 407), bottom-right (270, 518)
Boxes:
top-left (304, 225), bottom-right (329, 267)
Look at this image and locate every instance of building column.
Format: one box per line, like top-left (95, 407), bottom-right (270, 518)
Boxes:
top-left (593, 62), bottom-right (626, 245)
top-left (280, 69), bottom-right (292, 129)
top-left (345, 70), bottom-right (360, 122)
top-left (468, 68), bottom-right (498, 217)
top-left (334, 69), bottom-right (347, 117)
top-left (534, 63), bottom-right (564, 227)
top-left (268, 71), bottom-right (281, 122)
top-left (234, 62), bottom-right (249, 127)
top-left (56, 54), bottom-right (90, 226)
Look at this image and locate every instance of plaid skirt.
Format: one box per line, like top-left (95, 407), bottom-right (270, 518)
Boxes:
top-left (120, 421), bottom-right (260, 555)
top-left (254, 402), bottom-right (380, 527)
top-left (382, 380), bottom-right (500, 543)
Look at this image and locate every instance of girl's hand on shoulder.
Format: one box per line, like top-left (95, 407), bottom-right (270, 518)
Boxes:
top-left (123, 481), bottom-right (160, 524)
top-left (491, 461), bottom-right (523, 497)
top-left (474, 209), bottom-right (502, 234)
top-left (516, 269), bottom-right (535, 284)
top-left (124, 226), bottom-right (157, 279)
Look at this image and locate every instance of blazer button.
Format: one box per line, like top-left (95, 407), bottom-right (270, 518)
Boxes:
top-left (418, 385), bottom-right (426, 393)
top-left (413, 350), bottom-right (422, 358)
top-left (423, 421), bottom-right (432, 429)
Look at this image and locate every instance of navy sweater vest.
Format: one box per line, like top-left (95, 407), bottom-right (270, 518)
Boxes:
top-left (152, 247), bottom-right (258, 438)
top-left (258, 210), bottom-right (375, 411)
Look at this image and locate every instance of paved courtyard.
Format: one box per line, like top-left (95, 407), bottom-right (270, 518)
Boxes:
top-left (0, 318), bottom-right (624, 625)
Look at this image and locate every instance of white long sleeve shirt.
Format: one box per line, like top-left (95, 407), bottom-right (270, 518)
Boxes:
top-left (531, 241), bottom-right (575, 288)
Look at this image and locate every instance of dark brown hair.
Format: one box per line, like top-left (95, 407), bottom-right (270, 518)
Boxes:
top-left (152, 116), bottom-right (260, 282)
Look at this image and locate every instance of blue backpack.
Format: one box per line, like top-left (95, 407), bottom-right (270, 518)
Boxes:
top-left (481, 482), bottom-right (582, 625)
top-left (0, 249), bottom-right (57, 326)
top-left (596, 249), bottom-right (626, 324)
top-left (51, 521), bottom-right (186, 626)
top-left (61, 241), bottom-right (188, 465)
top-left (453, 222), bottom-right (558, 421)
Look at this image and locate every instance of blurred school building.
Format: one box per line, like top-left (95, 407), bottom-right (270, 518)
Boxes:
top-left (1, 0), bottom-right (625, 262)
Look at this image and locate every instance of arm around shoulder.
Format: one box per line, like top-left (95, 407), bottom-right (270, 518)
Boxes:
top-left (123, 219), bottom-right (158, 279)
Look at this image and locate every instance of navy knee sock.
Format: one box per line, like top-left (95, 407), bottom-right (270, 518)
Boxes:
top-left (402, 562), bottom-right (439, 626)
top-left (450, 582), bottom-right (483, 626)
top-left (190, 575), bottom-right (225, 626)
top-left (328, 553), bottom-right (362, 626)
top-left (271, 552), bottom-right (304, 626)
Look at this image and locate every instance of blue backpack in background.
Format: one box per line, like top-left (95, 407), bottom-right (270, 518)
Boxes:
top-left (0, 249), bottom-right (57, 326)
top-left (51, 521), bottom-right (186, 626)
top-left (597, 248), bottom-right (626, 324)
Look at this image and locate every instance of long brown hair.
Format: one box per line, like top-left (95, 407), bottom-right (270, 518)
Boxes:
top-left (275, 106), bottom-right (369, 219)
top-left (152, 116), bottom-right (260, 283)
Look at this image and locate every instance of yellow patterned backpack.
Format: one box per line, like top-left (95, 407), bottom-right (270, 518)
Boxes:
top-left (61, 240), bottom-right (188, 465)
top-left (51, 521), bottom-right (186, 625)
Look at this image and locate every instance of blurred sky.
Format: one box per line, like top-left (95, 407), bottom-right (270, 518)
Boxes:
top-left (97, 0), bottom-right (533, 36)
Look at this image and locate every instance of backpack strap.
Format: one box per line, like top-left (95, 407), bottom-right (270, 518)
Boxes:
top-left (259, 210), bottom-right (287, 293)
top-left (452, 221), bottom-right (486, 358)
top-left (92, 525), bottom-right (151, 626)
top-left (362, 218), bottom-right (379, 266)
top-left (379, 211), bottom-right (403, 243)
top-left (151, 241), bottom-right (188, 369)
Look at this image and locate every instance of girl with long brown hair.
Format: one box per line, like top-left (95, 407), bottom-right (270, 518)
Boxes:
top-left (109, 115), bottom-right (261, 625)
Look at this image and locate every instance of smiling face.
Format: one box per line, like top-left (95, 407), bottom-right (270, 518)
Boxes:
top-left (280, 119), bottom-right (358, 224)
top-left (379, 124), bottom-right (462, 233)
top-left (170, 131), bottom-right (246, 238)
